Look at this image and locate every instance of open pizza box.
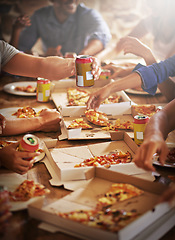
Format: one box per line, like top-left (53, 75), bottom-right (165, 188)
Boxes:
top-left (28, 167), bottom-right (175, 240)
top-left (42, 132), bottom-right (149, 187)
top-left (51, 79), bottom-right (131, 117)
top-left (60, 113), bottom-right (134, 140)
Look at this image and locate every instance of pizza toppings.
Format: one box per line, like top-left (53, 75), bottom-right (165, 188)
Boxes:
top-left (15, 85), bottom-right (36, 93)
top-left (98, 183), bottom-right (144, 206)
top-left (67, 88), bottom-right (122, 106)
top-left (67, 118), bottom-right (93, 129)
top-left (12, 107), bottom-right (39, 118)
top-left (74, 151), bottom-right (132, 168)
top-left (57, 183), bottom-right (143, 232)
top-left (102, 119), bottom-right (133, 131)
top-left (9, 180), bottom-right (50, 202)
top-left (85, 109), bottom-right (109, 126)
top-left (132, 105), bottom-right (161, 117)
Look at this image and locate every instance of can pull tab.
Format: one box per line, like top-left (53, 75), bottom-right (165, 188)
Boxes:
top-left (27, 137), bottom-right (35, 145)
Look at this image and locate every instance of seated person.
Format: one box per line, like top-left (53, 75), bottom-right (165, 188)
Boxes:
top-left (18, 0), bottom-right (111, 57)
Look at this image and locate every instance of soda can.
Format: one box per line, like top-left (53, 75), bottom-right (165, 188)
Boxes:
top-left (37, 77), bottom-right (50, 102)
top-left (133, 115), bottom-right (149, 145)
top-left (18, 134), bottom-right (39, 160)
top-left (76, 55), bottom-right (94, 87)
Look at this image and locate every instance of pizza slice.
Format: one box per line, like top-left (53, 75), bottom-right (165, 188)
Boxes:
top-left (74, 151), bottom-right (132, 168)
top-left (9, 180), bottom-right (50, 201)
top-left (12, 106), bottom-right (37, 118)
top-left (102, 95), bottom-right (122, 104)
top-left (85, 109), bottom-right (109, 126)
top-left (67, 88), bottom-right (90, 106)
top-left (67, 118), bottom-right (93, 129)
top-left (15, 85), bottom-right (36, 93)
top-left (98, 183), bottom-right (144, 206)
top-left (132, 104), bottom-right (161, 117)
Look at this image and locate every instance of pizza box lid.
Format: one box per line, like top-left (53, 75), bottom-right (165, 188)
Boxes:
top-left (51, 86), bottom-right (131, 117)
top-left (60, 114), bottom-right (134, 140)
top-left (42, 132), bottom-right (147, 184)
top-left (28, 167), bottom-right (175, 240)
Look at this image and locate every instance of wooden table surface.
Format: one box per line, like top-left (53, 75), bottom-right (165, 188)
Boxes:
top-left (0, 74), bottom-right (175, 240)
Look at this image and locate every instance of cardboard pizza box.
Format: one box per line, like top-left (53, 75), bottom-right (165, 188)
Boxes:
top-left (60, 114), bottom-right (134, 140)
top-left (42, 132), bottom-right (148, 185)
top-left (51, 79), bottom-right (131, 117)
top-left (28, 167), bottom-right (175, 240)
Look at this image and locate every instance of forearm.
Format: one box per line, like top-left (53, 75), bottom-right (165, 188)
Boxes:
top-left (105, 72), bottom-right (142, 94)
top-left (3, 53), bottom-right (75, 80)
top-left (145, 99), bottom-right (175, 140)
top-left (1, 117), bottom-right (43, 136)
top-left (79, 39), bottom-right (104, 56)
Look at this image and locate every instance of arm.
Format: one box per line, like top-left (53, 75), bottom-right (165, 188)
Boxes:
top-left (9, 15), bottom-right (31, 48)
top-left (134, 99), bottom-right (175, 171)
top-left (87, 72), bottom-right (142, 110)
top-left (0, 142), bottom-right (39, 174)
top-left (1, 109), bottom-right (61, 136)
top-left (2, 50), bottom-right (100, 81)
top-left (79, 39), bottom-right (104, 56)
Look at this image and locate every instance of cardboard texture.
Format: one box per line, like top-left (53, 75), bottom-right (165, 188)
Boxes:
top-left (43, 132), bottom-right (148, 185)
top-left (51, 79), bottom-right (131, 117)
top-left (61, 114), bottom-right (134, 140)
top-left (28, 168), bottom-right (175, 240)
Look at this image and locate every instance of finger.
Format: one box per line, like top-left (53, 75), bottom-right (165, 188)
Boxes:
top-left (158, 145), bottom-right (169, 166)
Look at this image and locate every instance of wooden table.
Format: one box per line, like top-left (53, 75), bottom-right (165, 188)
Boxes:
top-left (0, 74), bottom-right (175, 240)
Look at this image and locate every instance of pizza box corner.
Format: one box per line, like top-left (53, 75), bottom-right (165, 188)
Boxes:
top-left (28, 167), bottom-right (175, 240)
top-left (43, 132), bottom-right (142, 184)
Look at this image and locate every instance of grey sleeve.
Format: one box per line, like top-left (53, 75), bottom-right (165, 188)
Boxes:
top-left (0, 40), bottom-right (20, 67)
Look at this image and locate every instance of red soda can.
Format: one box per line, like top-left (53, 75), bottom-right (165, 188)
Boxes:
top-left (76, 55), bottom-right (94, 87)
top-left (18, 134), bottom-right (39, 160)
top-left (134, 115), bottom-right (149, 145)
top-left (37, 78), bottom-right (51, 102)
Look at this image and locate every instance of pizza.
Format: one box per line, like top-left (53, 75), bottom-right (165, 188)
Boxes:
top-left (85, 109), bottom-right (109, 126)
top-left (132, 105), bottom-right (161, 117)
top-left (67, 88), bottom-right (89, 106)
top-left (67, 88), bottom-right (122, 106)
top-left (67, 118), bottom-right (93, 129)
top-left (58, 208), bottom-right (139, 233)
top-left (12, 106), bottom-right (39, 118)
top-left (0, 140), bottom-right (14, 149)
top-left (98, 183), bottom-right (144, 206)
top-left (57, 183), bottom-right (143, 232)
top-left (102, 95), bottom-right (122, 104)
top-left (165, 148), bottom-right (175, 163)
top-left (15, 85), bottom-right (36, 93)
top-left (74, 150), bottom-right (132, 168)
top-left (9, 180), bottom-right (50, 202)
top-left (102, 119), bottom-right (133, 131)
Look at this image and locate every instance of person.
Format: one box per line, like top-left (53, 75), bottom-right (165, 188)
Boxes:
top-left (133, 99), bottom-right (175, 206)
top-left (0, 40), bottom-right (100, 174)
top-left (87, 54), bottom-right (175, 110)
top-left (17, 0), bottom-right (111, 57)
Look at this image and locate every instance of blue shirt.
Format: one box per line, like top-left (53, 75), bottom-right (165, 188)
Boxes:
top-left (19, 3), bottom-right (111, 55)
top-left (134, 55), bottom-right (175, 95)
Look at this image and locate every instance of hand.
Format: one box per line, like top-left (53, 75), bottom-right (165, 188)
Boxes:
top-left (87, 84), bottom-right (112, 110)
top-left (133, 133), bottom-right (169, 171)
top-left (38, 109), bottom-right (61, 132)
top-left (0, 142), bottom-right (39, 174)
top-left (45, 45), bottom-right (63, 57)
top-left (91, 57), bottom-right (101, 81)
top-left (13, 15), bottom-right (31, 30)
top-left (102, 62), bottom-right (136, 79)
